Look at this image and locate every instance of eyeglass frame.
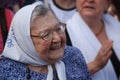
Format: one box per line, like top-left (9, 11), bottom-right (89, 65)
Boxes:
top-left (31, 22), bottom-right (66, 41)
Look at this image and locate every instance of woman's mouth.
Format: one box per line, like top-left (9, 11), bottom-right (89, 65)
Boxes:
top-left (50, 42), bottom-right (61, 50)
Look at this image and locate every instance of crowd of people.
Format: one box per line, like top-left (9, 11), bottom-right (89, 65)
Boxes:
top-left (0, 0), bottom-right (119, 80)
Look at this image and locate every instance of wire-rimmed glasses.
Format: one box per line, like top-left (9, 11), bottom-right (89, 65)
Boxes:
top-left (31, 22), bottom-right (66, 41)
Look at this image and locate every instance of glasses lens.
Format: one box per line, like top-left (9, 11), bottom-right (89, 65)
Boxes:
top-left (56, 24), bottom-right (65, 34)
top-left (41, 31), bottom-right (52, 41)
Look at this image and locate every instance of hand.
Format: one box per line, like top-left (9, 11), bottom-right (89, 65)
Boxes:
top-left (88, 40), bottom-right (113, 75)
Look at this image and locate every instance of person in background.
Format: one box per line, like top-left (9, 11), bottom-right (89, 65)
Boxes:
top-left (0, 2), bottom-right (91, 80)
top-left (23, 0), bottom-right (35, 6)
top-left (24, 0), bottom-right (76, 23)
top-left (0, 0), bottom-right (14, 54)
top-left (107, 0), bottom-right (120, 21)
top-left (66, 0), bottom-right (120, 80)
top-left (23, 0), bottom-right (43, 6)
top-left (112, 0), bottom-right (120, 17)
top-left (44, 0), bottom-right (76, 23)
top-left (1, 0), bottom-right (23, 14)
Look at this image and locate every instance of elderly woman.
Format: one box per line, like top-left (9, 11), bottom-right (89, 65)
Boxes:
top-left (66, 0), bottom-right (120, 80)
top-left (0, 2), bottom-right (91, 80)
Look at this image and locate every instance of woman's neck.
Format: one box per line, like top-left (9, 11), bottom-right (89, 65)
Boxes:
top-left (82, 15), bottom-right (103, 28)
top-left (82, 16), bottom-right (105, 36)
top-left (54, 0), bottom-right (75, 9)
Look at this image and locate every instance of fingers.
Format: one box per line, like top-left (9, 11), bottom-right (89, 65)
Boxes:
top-left (93, 40), bottom-right (113, 70)
top-left (100, 40), bottom-right (113, 56)
top-left (106, 50), bottom-right (112, 60)
top-left (98, 40), bottom-right (113, 60)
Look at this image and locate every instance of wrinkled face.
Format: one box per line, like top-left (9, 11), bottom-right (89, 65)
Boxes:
top-left (76, 0), bottom-right (110, 18)
top-left (30, 11), bottom-right (66, 64)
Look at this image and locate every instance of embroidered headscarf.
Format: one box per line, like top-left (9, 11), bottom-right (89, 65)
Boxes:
top-left (2, 1), bottom-right (66, 80)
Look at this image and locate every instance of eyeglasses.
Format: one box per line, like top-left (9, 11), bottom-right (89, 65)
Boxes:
top-left (31, 22), bottom-right (66, 41)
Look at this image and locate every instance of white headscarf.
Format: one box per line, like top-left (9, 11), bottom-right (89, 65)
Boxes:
top-left (2, 1), bottom-right (66, 80)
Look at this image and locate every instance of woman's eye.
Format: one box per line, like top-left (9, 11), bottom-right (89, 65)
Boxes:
top-left (41, 31), bottom-right (51, 38)
top-left (56, 26), bottom-right (61, 32)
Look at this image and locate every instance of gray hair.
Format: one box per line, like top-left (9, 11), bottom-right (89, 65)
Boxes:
top-left (30, 4), bottom-right (49, 24)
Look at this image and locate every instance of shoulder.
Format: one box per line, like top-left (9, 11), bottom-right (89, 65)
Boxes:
top-left (63, 45), bottom-right (86, 68)
top-left (0, 58), bottom-right (26, 79)
top-left (62, 46), bottom-right (91, 80)
top-left (5, 8), bottom-right (14, 17)
top-left (0, 57), bottom-right (25, 68)
top-left (64, 45), bottom-right (84, 60)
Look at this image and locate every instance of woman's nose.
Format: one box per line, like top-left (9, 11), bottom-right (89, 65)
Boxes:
top-left (52, 31), bottom-right (61, 42)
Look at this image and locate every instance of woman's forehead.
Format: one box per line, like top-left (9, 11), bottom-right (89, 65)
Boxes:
top-left (31, 13), bottom-right (59, 31)
top-left (33, 11), bottom-right (57, 23)
top-left (34, 15), bottom-right (58, 25)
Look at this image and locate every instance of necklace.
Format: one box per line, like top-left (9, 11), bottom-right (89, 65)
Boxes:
top-left (95, 26), bottom-right (104, 36)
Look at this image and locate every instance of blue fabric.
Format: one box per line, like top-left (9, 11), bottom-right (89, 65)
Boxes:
top-left (0, 46), bottom-right (91, 80)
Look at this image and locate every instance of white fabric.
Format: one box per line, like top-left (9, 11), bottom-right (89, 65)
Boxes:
top-left (2, 2), bottom-right (66, 80)
top-left (47, 65), bottom-right (53, 80)
top-left (48, 0), bottom-right (76, 23)
top-left (66, 12), bottom-right (120, 80)
top-left (47, 61), bottom-right (66, 80)
top-left (55, 61), bottom-right (66, 80)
